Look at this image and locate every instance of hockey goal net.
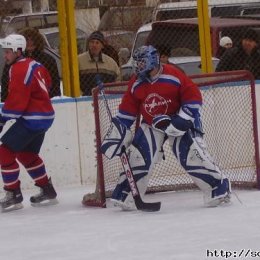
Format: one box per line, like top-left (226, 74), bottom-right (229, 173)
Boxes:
top-left (83, 70), bottom-right (260, 208)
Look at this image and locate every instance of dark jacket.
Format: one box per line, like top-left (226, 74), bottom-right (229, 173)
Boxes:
top-left (1, 49), bottom-right (61, 102)
top-left (216, 46), bottom-right (228, 59)
top-left (215, 45), bottom-right (260, 79)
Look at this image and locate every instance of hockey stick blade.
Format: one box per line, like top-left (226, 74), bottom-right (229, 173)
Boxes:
top-left (120, 151), bottom-right (161, 212)
top-left (134, 195), bottom-right (161, 212)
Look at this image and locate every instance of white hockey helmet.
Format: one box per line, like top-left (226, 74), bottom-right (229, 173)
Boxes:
top-left (0, 34), bottom-right (26, 52)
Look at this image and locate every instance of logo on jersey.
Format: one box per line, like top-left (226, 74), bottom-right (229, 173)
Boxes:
top-left (144, 93), bottom-right (171, 116)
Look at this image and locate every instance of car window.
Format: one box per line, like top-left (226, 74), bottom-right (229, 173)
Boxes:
top-left (210, 6), bottom-right (241, 17)
top-left (27, 16), bottom-right (45, 28)
top-left (133, 30), bottom-right (151, 53)
top-left (156, 9), bottom-right (197, 20)
top-left (41, 28), bottom-right (87, 55)
top-left (44, 32), bottom-right (60, 53)
top-left (0, 12), bottom-right (58, 36)
top-left (147, 26), bottom-right (200, 56)
top-left (5, 18), bottom-right (26, 34)
top-left (45, 14), bottom-right (58, 27)
top-left (242, 7), bottom-right (260, 15)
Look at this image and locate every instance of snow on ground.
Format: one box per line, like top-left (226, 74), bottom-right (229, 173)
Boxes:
top-left (0, 186), bottom-right (260, 260)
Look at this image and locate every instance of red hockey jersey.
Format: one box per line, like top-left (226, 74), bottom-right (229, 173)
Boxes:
top-left (1, 57), bottom-right (55, 131)
top-left (118, 64), bottom-right (202, 126)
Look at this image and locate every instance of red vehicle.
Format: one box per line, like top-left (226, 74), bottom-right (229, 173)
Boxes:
top-left (146, 17), bottom-right (260, 57)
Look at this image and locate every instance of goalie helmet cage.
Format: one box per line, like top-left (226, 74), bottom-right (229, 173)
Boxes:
top-left (83, 70), bottom-right (260, 208)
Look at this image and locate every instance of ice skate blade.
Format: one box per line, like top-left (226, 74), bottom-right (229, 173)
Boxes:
top-left (1, 203), bottom-right (24, 213)
top-left (31, 198), bottom-right (59, 207)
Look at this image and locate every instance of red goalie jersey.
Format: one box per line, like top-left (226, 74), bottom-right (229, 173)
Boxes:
top-left (118, 64), bottom-right (202, 127)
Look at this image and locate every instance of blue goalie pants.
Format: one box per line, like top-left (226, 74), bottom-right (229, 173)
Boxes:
top-left (112, 123), bottom-right (230, 206)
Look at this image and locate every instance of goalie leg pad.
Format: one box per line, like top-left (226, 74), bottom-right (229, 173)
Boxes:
top-left (101, 117), bottom-right (132, 159)
top-left (111, 124), bottom-right (165, 209)
top-left (170, 129), bottom-right (231, 205)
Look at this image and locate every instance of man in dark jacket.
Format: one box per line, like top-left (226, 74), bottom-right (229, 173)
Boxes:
top-left (1, 27), bottom-right (61, 101)
top-left (216, 28), bottom-right (260, 79)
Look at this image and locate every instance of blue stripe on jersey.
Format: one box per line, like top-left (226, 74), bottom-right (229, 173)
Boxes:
top-left (24, 61), bottom-right (42, 86)
top-left (182, 100), bottom-right (202, 106)
top-left (157, 74), bottom-right (181, 87)
top-left (1, 109), bottom-right (54, 130)
top-left (117, 110), bottom-right (136, 128)
top-left (131, 74), bottom-right (181, 94)
top-left (23, 117), bottom-right (54, 130)
top-left (1, 108), bottom-right (22, 119)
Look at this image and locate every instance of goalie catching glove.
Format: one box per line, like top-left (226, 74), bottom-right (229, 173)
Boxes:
top-left (152, 114), bottom-right (193, 137)
top-left (101, 117), bottom-right (132, 159)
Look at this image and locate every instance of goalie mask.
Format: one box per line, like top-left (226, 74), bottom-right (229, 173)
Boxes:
top-left (133, 45), bottom-right (160, 80)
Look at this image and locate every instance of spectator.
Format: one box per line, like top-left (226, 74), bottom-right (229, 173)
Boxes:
top-left (156, 44), bottom-right (185, 73)
top-left (216, 29), bottom-right (260, 79)
top-left (78, 31), bottom-right (121, 96)
top-left (216, 36), bottom-right (233, 58)
top-left (1, 27), bottom-right (61, 101)
top-left (156, 44), bottom-right (172, 64)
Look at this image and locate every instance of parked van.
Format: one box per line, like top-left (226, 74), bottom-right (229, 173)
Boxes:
top-left (121, 17), bottom-right (260, 80)
top-left (147, 17), bottom-right (260, 57)
top-left (152, 0), bottom-right (260, 21)
top-left (0, 11), bottom-right (58, 36)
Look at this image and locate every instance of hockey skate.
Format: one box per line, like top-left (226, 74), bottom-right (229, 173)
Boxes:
top-left (0, 186), bottom-right (23, 212)
top-left (30, 178), bottom-right (58, 207)
top-left (204, 178), bottom-right (231, 207)
top-left (111, 183), bottom-right (136, 211)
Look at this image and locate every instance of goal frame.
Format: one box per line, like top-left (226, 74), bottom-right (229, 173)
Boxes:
top-left (85, 70), bottom-right (260, 208)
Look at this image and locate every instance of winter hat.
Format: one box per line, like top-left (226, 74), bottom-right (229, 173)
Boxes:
top-left (219, 36), bottom-right (232, 47)
top-left (242, 28), bottom-right (259, 43)
top-left (88, 31), bottom-right (105, 45)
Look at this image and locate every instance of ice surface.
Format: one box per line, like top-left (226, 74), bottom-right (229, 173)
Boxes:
top-left (0, 186), bottom-right (260, 260)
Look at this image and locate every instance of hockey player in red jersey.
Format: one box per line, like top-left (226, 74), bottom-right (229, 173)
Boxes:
top-left (101, 45), bottom-right (231, 210)
top-left (0, 34), bottom-right (58, 212)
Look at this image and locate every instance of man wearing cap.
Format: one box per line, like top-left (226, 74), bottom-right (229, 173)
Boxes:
top-left (78, 30), bottom-right (121, 96)
top-left (216, 28), bottom-right (260, 79)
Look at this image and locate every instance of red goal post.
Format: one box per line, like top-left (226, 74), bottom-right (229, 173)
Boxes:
top-left (83, 70), bottom-right (260, 208)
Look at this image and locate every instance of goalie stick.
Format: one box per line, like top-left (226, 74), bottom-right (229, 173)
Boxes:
top-left (96, 76), bottom-right (161, 212)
